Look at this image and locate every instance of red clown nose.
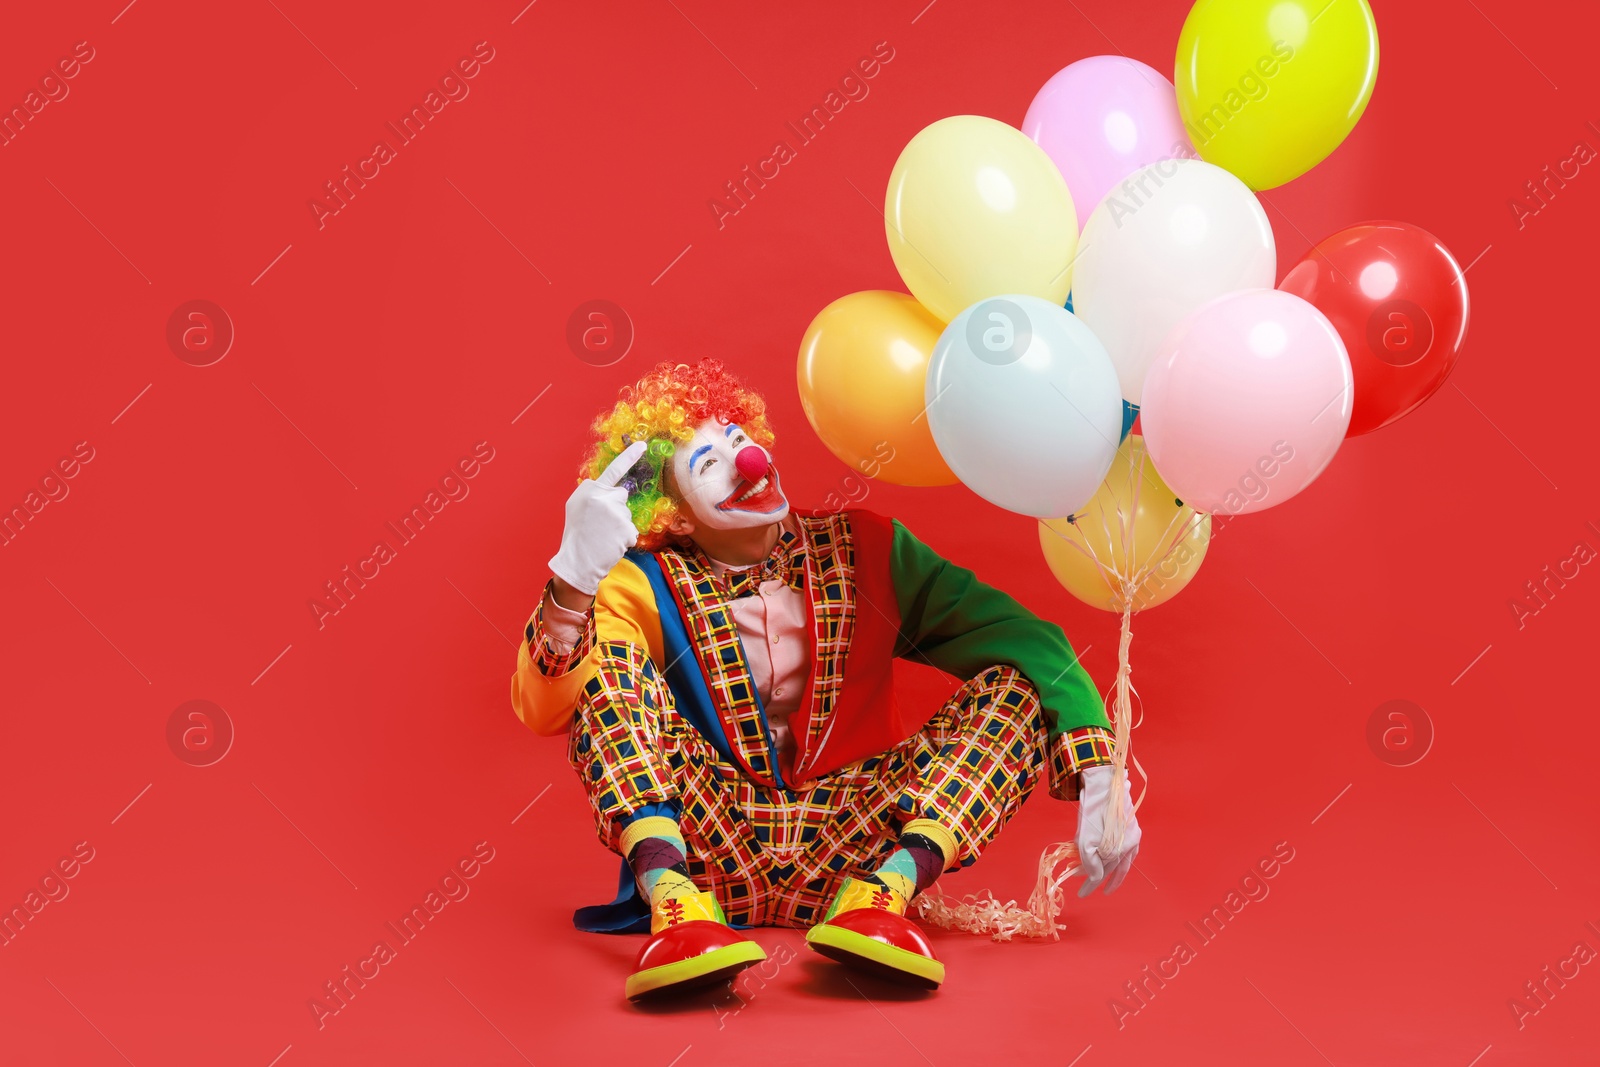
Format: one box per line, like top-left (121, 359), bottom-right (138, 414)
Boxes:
top-left (735, 446), bottom-right (769, 483)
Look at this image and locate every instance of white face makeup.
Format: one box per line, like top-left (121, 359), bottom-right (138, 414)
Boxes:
top-left (670, 418), bottom-right (789, 531)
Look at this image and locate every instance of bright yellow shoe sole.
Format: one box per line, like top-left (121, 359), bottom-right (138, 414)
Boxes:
top-left (805, 924), bottom-right (945, 990)
top-left (625, 939), bottom-right (767, 1001)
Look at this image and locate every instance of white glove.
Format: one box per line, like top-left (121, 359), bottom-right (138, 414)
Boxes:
top-left (1076, 764), bottom-right (1141, 897)
top-left (548, 440), bottom-right (648, 595)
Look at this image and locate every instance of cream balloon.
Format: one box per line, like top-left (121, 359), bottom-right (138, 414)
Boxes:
top-left (1072, 158), bottom-right (1276, 405)
top-left (885, 116), bottom-right (1078, 323)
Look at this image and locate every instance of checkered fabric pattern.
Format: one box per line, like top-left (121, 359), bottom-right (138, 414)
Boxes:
top-left (569, 645), bottom-right (1094, 928)
top-left (527, 579), bottom-right (595, 678)
top-left (653, 513), bottom-right (857, 787)
top-left (656, 548), bottom-right (778, 784)
top-left (1052, 725), bottom-right (1116, 801)
top-left (789, 514), bottom-right (857, 760)
top-left (715, 524), bottom-right (805, 599)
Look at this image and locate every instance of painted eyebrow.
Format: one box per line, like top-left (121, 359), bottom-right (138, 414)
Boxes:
top-left (689, 444), bottom-right (713, 470)
top-left (724, 424), bottom-right (741, 437)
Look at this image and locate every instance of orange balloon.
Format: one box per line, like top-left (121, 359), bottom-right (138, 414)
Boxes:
top-left (1038, 435), bottom-right (1210, 612)
top-left (797, 291), bottom-right (957, 487)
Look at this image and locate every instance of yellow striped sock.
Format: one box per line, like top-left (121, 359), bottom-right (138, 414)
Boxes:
top-left (619, 815), bottom-right (682, 855)
top-left (619, 815), bottom-right (698, 905)
top-left (902, 818), bottom-right (958, 866)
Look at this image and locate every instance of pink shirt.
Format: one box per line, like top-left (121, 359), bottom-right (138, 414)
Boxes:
top-left (542, 522), bottom-right (813, 771)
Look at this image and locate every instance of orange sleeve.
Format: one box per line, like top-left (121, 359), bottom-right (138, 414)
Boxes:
top-left (509, 558), bottom-right (663, 736)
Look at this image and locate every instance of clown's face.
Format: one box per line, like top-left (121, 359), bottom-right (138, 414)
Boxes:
top-left (669, 418), bottom-right (788, 531)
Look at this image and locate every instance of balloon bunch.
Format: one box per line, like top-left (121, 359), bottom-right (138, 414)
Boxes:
top-left (800, 0), bottom-right (1471, 940)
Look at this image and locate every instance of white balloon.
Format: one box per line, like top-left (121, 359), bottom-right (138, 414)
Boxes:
top-left (1073, 158), bottom-right (1276, 405)
top-left (926, 295), bottom-right (1122, 518)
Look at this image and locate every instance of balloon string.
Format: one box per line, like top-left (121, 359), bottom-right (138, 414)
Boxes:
top-left (1125, 447), bottom-right (1146, 583)
top-left (1101, 600), bottom-right (1136, 857)
top-left (1041, 513), bottom-right (1200, 611)
top-left (914, 604), bottom-right (1146, 943)
top-left (1042, 515), bottom-right (1125, 595)
top-left (931, 449), bottom-right (1183, 942)
top-left (915, 841), bottom-right (1083, 942)
top-left (1126, 449), bottom-right (1200, 589)
top-left (1039, 445), bottom-right (1209, 610)
top-left (1131, 508), bottom-right (1204, 593)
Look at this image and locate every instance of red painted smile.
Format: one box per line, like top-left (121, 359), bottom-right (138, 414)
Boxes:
top-left (716, 465), bottom-right (787, 514)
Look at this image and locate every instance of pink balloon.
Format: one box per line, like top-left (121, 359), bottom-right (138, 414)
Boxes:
top-left (1023, 56), bottom-right (1196, 231)
top-left (1142, 289), bottom-right (1353, 516)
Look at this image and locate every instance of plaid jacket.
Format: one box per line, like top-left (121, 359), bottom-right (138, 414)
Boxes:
top-left (512, 509), bottom-right (1113, 790)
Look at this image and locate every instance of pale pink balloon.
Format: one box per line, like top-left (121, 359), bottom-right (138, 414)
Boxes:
top-left (1023, 56), bottom-right (1196, 231)
top-left (1141, 289), bottom-right (1353, 516)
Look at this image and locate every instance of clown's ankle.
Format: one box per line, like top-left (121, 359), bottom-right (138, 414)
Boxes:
top-left (867, 818), bottom-right (958, 901)
top-left (619, 814), bottom-right (700, 906)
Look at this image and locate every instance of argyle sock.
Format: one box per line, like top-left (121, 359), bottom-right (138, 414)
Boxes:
top-left (619, 815), bottom-right (699, 907)
top-left (867, 818), bottom-right (958, 902)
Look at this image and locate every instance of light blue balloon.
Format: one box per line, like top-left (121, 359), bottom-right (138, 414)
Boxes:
top-left (926, 295), bottom-right (1122, 518)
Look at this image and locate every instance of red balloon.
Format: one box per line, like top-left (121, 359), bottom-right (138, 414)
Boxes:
top-left (1279, 222), bottom-right (1470, 436)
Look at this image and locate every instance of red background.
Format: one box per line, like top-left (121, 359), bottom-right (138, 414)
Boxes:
top-left (2, 1), bottom-right (1597, 1064)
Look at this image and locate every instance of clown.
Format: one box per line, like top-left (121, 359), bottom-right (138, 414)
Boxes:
top-left (512, 359), bottom-right (1139, 1000)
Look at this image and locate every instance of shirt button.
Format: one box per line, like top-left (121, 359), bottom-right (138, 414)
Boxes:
top-left (771, 634), bottom-right (780, 644)
top-left (773, 688), bottom-right (784, 698)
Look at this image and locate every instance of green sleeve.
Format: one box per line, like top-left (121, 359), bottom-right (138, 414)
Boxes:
top-left (887, 519), bottom-right (1108, 737)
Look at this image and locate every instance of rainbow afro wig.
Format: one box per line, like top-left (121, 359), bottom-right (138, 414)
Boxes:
top-left (583, 359), bottom-right (775, 550)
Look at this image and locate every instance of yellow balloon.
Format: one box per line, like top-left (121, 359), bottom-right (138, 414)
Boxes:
top-left (798, 291), bottom-right (957, 487)
top-left (1039, 436), bottom-right (1211, 612)
top-left (1175, 0), bottom-right (1379, 190)
top-left (885, 116), bottom-right (1077, 323)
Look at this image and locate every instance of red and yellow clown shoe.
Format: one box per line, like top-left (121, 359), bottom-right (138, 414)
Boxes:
top-left (625, 890), bottom-right (767, 1001)
top-left (804, 877), bottom-right (945, 990)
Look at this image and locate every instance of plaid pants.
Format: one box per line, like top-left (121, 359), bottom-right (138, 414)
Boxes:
top-left (569, 641), bottom-right (1080, 929)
